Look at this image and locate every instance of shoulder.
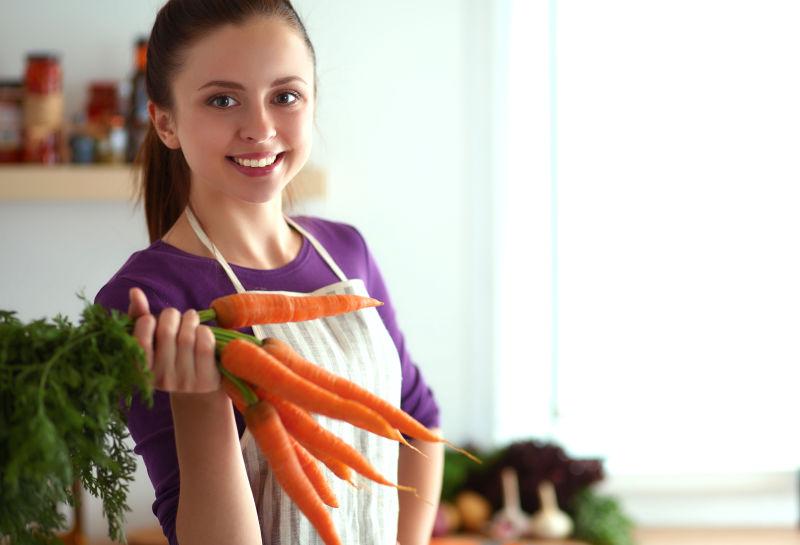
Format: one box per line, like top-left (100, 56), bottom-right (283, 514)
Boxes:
top-left (290, 215), bottom-right (367, 251)
top-left (290, 215), bottom-right (371, 276)
top-left (94, 241), bottom-right (220, 314)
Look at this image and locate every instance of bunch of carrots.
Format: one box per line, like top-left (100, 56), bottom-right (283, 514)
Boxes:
top-left (197, 291), bottom-right (480, 545)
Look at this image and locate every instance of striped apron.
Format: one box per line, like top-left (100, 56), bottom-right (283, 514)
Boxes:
top-left (186, 208), bottom-right (401, 544)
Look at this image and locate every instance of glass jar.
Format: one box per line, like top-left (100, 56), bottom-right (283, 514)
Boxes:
top-left (22, 53), bottom-right (64, 164)
top-left (87, 81), bottom-right (119, 126)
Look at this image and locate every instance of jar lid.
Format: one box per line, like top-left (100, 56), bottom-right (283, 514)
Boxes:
top-left (89, 81), bottom-right (119, 91)
top-left (26, 52), bottom-right (61, 62)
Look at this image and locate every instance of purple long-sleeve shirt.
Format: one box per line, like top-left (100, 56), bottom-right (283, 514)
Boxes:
top-left (94, 215), bottom-right (439, 544)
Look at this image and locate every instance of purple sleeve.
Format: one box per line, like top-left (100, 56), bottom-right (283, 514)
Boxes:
top-left (94, 278), bottom-right (181, 545)
top-left (355, 233), bottom-right (441, 430)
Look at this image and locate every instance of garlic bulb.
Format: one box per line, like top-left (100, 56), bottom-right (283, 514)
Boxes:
top-left (488, 467), bottom-right (529, 539)
top-left (528, 480), bottom-right (574, 539)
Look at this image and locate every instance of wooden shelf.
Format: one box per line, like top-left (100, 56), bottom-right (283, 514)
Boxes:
top-left (0, 164), bottom-right (326, 202)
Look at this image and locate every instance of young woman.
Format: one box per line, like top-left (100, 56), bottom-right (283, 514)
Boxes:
top-left (94, 1), bottom-right (444, 543)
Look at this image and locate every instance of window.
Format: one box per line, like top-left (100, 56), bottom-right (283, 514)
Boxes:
top-left (496, 0), bottom-right (800, 496)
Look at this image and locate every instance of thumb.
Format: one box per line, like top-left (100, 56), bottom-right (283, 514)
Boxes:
top-left (128, 287), bottom-right (151, 319)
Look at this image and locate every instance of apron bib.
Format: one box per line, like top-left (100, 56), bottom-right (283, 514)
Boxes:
top-left (186, 208), bottom-right (401, 544)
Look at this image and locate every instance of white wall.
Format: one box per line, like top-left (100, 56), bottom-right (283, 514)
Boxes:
top-left (0, 0), bottom-right (496, 539)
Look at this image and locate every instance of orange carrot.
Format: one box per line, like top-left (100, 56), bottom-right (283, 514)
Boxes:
top-left (301, 442), bottom-right (356, 487)
top-left (221, 339), bottom-right (413, 449)
top-left (263, 337), bottom-right (481, 463)
top-left (290, 437), bottom-right (339, 508)
top-left (210, 292), bottom-right (382, 329)
top-left (245, 399), bottom-right (342, 545)
top-left (222, 377), bottom-right (355, 490)
top-left (262, 390), bottom-right (416, 494)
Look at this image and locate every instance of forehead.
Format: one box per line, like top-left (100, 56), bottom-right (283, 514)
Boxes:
top-left (176, 16), bottom-right (314, 89)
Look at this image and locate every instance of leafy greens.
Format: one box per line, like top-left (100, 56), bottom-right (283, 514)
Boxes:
top-left (0, 299), bottom-right (153, 544)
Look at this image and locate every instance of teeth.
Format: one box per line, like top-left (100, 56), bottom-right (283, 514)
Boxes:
top-left (234, 155), bottom-right (277, 168)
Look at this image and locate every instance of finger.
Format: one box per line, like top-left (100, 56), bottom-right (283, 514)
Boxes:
top-left (194, 324), bottom-right (220, 392)
top-left (174, 310), bottom-right (199, 392)
top-left (128, 287), bottom-right (151, 319)
top-left (132, 314), bottom-right (156, 371)
top-left (153, 308), bottom-right (180, 391)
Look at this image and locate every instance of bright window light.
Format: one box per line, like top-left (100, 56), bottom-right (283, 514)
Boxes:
top-left (498, 0), bottom-right (800, 476)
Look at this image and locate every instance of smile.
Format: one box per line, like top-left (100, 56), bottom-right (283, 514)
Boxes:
top-left (226, 152), bottom-right (285, 176)
top-left (231, 155), bottom-right (278, 168)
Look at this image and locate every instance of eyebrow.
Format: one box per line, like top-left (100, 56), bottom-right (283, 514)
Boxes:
top-left (197, 76), bottom-right (308, 91)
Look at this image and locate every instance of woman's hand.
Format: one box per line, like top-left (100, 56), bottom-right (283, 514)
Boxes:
top-left (128, 287), bottom-right (220, 393)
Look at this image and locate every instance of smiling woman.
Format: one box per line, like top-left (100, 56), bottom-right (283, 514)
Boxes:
top-left (90, 1), bottom-right (445, 545)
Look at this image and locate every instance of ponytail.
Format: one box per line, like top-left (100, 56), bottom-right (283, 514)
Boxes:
top-left (135, 125), bottom-right (190, 243)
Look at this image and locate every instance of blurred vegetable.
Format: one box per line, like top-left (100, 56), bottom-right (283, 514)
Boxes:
top-left (528, 480), bottom-right (573, 539)
top-left (569, 487), bottom-right (635, 545)
top-left (442, 450), bottom-right (472, 502)
top-left (455, 491), bottom-right (492, 533)
top-left (461, 440), bottom-right (604, 513)
top-left (488, 467), bottom-right (528, 539)
top-left (432, 501), bottom-right (460, 537)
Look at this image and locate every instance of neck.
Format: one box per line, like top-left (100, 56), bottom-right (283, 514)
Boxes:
top-left (166, 190), bottom-right (302, 270)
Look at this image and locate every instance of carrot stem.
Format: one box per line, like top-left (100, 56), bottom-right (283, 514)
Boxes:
top-left (209, 326), bottom-right (260, 350)
top-left (218, 366), bottom-right (259, 406)
top-left (198, 308), bottom-right (216, 323)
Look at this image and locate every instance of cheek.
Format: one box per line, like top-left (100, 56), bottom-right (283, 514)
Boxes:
top-left (286, 112), bottom-right (314, 149)
top-left (179, 115), bottom-right (232, 157)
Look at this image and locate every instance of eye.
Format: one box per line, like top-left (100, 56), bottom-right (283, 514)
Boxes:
top-left (207, 95), bottom-right (240, 109)
top-left (274, 91), bottom-right (301, 105)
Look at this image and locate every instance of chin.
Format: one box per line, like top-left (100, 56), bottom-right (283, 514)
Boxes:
top-left (236, 186), bottom-right (285, 205)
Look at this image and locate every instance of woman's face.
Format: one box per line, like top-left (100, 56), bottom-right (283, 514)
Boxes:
top-left (156, 16), bottom-right (315, 204)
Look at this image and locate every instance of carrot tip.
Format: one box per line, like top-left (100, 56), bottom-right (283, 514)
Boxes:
top-left (400, 439), bottom-right (428, 459)
top-left (412, 492), bottom-right (436, 507)
top-left (395, 484), bottom-right (418, 495)
top-left (395, 431), bottom-right (429, 458)
top-left (444, 440), bottom-right (482, 464)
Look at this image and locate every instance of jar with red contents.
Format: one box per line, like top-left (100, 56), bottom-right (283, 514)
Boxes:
top-left (87, 81), bottom-right (119, 126)
top-left (22, 52), bottom-right (64, 164)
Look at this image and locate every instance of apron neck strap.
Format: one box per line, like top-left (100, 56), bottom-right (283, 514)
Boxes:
top-left (184, 207), bottom-right (348, 292)
top-left (284, 216), bottom-right (347, 282)
top-left (185, 207), bottom-right (249, 293)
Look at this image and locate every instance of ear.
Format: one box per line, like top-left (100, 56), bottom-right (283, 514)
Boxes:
top-left (148, 101), bottom-right (180, 150)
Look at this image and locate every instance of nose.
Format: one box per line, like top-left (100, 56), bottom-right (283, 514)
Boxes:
top-left (239, 103), bottom-right (277, 143)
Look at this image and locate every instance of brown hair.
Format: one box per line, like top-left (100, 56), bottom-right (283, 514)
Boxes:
top-left (136, 0), bottom-right (317, 242)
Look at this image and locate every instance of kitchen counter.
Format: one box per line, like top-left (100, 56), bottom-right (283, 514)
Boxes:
top-left (430, 528), bottom-right (800, 545)
top-left (93, 527), bottom-right (800, 545)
